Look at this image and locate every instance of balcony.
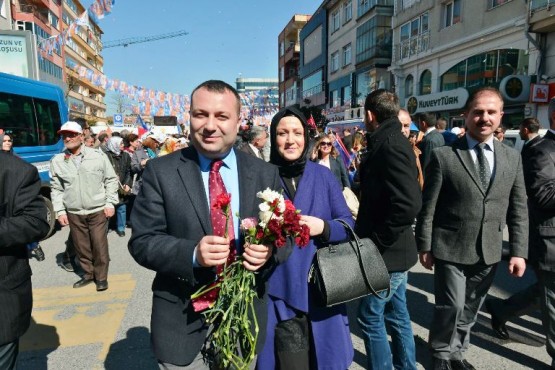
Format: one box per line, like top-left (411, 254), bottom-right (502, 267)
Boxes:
top-left (18, 2), bottom-right (49, 25)
top-left (66, 69), bottom-right (106, 95)
top-left (284, 43), bottom-right (301, 62)
top-left (394, 32), bottom-right (430, 63)
top-left (529, 0), bottom-right (555, 32)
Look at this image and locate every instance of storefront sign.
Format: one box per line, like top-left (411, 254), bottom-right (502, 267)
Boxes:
top-left (405, 88), bottom-right (468, 115)
top-left (0, 33), bottom-right (30, 78)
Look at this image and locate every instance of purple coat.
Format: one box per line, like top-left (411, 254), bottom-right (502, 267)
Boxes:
top-left (257, 161), bottom-right (354, 370)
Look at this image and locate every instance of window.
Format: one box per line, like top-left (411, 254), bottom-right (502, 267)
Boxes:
top-left (49, 11), bottom-right (59, 29)
top-left (0, 92), bottom-right (62, 147)
top-left (279, 42), bottom-right (284, 57)
top-left (330, 90), bottom-right (340, 107)
top-left (343, 0), bottom-right (352, 23)
top-left (399, 12), bottom-right (429, 59)
top-left (444, 0), bottom-right (461, 28)
top-left (488, 0), bottom-right (510, 9)
top-left (358, 0), bottom-right (393, 18)
top-left (331, 9), bottom-right (341, 33)
top-left (420, 70), bottom-right (432, 95)
top-left (65, 0), bottom-right (78, 14)
top-left (280, 66), bottom-right (284, 82)
top-left (331, 51), bottom-right (340, 72)
top-left (0, 0), bottom-right (6, 18)
top-left (302, 70), bottom-right (323, 98)
top-left (343, 86), bottom-right (352, 105)
top-left (405, 75), bottom-right (414, 96)
top-left (343, 44), bottom-right (352, 66)
top-left (356, 15), bottom-right (392, 64)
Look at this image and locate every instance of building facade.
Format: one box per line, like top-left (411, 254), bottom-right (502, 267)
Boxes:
top-left (389, 0), bottom-right (549, 129)
top-left (63, 0), bottom-right (106, 122)
top-left (10, 0), bottom-right (65, 87)
top-left (0, 0), bottom-right (11, 29)
top-left (278, 14), bottom-right (311, 108)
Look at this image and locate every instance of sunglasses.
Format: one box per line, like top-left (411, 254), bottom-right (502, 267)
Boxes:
top-left (320, 142), bottom-right (332, 147)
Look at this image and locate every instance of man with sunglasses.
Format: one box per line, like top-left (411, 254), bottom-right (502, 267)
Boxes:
top-left (50, 121), bottom-right (118, 291)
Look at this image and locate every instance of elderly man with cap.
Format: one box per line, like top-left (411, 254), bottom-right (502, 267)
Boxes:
top-left (50, 121), bottom-right (118, 291)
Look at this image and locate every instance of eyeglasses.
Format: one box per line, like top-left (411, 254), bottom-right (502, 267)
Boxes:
top-left (320, 142), bottom-right (332, 147)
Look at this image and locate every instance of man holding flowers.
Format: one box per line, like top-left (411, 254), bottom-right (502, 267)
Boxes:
top-left (129, 80), bottom-right (290, 369)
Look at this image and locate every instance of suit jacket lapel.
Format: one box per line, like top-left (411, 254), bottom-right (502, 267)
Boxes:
top-left (236, 149), bottom-right (256, 219)
top-left (177, 148), bottom-right (211, 234)
top-left (454, 137), bottom-right (486, 195)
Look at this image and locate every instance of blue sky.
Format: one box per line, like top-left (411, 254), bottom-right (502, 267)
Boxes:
top-left (100, 1), bottom-right (319, 114)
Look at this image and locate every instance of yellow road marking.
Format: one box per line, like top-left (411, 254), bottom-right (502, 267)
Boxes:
top-left (20, 273), bottom-right (136, 361)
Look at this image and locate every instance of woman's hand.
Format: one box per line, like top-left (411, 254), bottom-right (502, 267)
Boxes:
top-left (299, 215), bottom-right (324, 236)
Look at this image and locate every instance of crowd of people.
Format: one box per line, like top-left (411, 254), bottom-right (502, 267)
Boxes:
top-left (1, 80), bottom-right (554, 370)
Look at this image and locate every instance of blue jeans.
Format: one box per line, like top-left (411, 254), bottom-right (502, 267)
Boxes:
top-left (115, 203), bottom-right (126, 232)
top-left (357, 271), bottom-right (417, 370)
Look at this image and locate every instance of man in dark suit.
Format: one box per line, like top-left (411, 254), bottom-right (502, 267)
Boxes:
top-left (486, 117), bottom-right (543, 339)
top-left (0, 153), bottom-right (49, 369)
top-left (355, 89), bottom-right (422, 370)
top-left (129, 80), bottom-right (286, 368)
top-left (416, 87), bottom-right (528, 370)
top-left (417, 112), bottom-right (445, 171)
top-left (523, 99), bottom-right (555, 365)
top-left (239, 125), bottom-right (267, 160)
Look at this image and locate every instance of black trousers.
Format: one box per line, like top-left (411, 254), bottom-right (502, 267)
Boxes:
top-left (274, 313), bottom-right (310, 370)
top-left (0, 340), bottom-right (18, 370)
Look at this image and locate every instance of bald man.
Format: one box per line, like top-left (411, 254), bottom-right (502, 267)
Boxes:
top-left (399, 109), bottom-right (412, 138)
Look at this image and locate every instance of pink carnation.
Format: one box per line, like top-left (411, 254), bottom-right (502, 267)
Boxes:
top-left (240, 217), bottom-right (258, 231)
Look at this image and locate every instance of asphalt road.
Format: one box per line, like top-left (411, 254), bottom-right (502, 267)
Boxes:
top-left (18, 226), bottom-right (552, 369)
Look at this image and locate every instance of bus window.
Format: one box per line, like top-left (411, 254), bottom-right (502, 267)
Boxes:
top-left (0, 92), bottom-right (61, 147)
top-left (35, 97), bottom-right (62, 146)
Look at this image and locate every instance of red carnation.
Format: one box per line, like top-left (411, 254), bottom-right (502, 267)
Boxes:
top-left (213, 193), bottom-right (231, 210)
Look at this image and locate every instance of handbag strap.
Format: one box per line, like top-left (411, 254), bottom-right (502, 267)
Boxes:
top-left (335, 219), bottom-right (391, 300)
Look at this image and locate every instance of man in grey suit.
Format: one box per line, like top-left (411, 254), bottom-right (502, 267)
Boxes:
top-left (129, 80), bottom-right (287, 368)
top-left (416, 112), bottom-right (445, 171)
top-left (0, 153), bottom-right (49, 369)
top-left (416, 87), bottom-right (528, 370)
top-left (239, 125), bottom-right (267, 160)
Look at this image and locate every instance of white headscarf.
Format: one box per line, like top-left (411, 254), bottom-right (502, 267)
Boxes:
top-left (107, 136), bottom-right (123, 155)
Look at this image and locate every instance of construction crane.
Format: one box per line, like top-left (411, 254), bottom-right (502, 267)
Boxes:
top-left (103, 29), bottom-right (189, 49)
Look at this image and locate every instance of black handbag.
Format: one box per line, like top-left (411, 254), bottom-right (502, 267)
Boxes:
top-left (309, 219), bottom-right (390, 307)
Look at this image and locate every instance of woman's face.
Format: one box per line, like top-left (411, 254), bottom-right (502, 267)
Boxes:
top-left (318, 138), bottom-right (332, 156)
top-left (2, 135), bottom-right (13, 151)
top-left (275, 116), bottom-right (305, 162)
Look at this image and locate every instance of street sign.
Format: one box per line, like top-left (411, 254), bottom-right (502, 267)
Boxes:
top-left (113, 113), bottom-right (123, 127)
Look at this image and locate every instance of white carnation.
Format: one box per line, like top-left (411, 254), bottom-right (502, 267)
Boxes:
top-left (259, 202), bottom-right (270, 212)
top-left (257, 188), bottom-right (282, 203)
top-left (259, 210), bottom-right (273, 226)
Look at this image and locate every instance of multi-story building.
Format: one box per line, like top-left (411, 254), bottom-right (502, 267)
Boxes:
top-left (62, 0), bottom-right (106, 122)
top-left (10, 0), bottom-right (65, 87)
top-left (389, 0), bottom-right (537, 128)
top-left (236, 77), bottom-right (278, 93)
top-left (325, 0), bottom-right (356, 120)
top-left (278, 14), bottom-right (311, 108)
top-left (299, 4), bottom-right (328, 110)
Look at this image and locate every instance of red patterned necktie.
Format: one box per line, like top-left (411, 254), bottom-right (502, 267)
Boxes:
top-left (192, 159), bottom-right (236, 312)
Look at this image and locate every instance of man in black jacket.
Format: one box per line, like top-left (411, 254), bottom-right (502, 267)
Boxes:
top-left (417, 112), bottom-right (445, 171)
top-left (355, 89), bottom-right (422, 370)
top-left (0, 153), bottom-right (49, 369)
top-left (523, 99), bottom-right (555, 366)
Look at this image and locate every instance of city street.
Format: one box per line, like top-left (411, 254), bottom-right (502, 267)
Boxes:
top-left (19, 226), bottom-right (552, 369)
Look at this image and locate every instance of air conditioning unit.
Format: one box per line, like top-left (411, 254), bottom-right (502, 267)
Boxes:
top-left (15, 21), bottom-right (26, 31)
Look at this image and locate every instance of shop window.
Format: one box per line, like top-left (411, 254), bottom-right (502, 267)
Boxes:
top-left (420, 70), bottom-right (432, 95)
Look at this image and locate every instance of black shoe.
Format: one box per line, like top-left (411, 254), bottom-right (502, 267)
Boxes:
top-left (73, 277), bottom-right (94, 288)
top-left (450, 359), bottom-right (476, 370)
top-left (433, 359), bottom-right (452, 370)
top-left (60, 260), bottom-right (74, 272)
top-left (95, 280), bottom-right (108, 291)
top-left (116, 230), bottom-right (126, 237)
top-left (485, 300), bottom-right (510, 340)
top-left (34, 245), bottom-right (45, 261)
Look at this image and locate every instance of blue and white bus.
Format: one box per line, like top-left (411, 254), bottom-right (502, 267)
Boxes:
top-left (0, 72), bottom-right (68, 236)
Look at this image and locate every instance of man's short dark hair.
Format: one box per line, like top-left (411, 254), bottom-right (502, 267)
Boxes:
top-left (549, 97), bottom-right (555, 126)
top-left (190, 80), bottom-right (241, 115)
top-left (364, 89), bottom-right (400, 123)
top-left (436, 117), bottom-right (447, 130)
top-left (72, 117), bottom-right (89, 130)
top-left (464, 87), bottom-right (504, 111)
top-left (98, 132), bottom-right (109, 143)
top-left (520, 118), bottom-right (540, 133)
top-left (416, 112), bottom-right (437, 128)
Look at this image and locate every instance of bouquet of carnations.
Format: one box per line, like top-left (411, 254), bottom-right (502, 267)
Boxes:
top-left (191, 188), bottom-right (310, 369)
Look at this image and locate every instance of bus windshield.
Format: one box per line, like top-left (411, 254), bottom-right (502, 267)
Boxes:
top-left (0, 91), bottom-right (62, 147)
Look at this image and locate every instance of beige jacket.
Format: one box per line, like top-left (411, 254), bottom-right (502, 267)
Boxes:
top-left (50, 145), bottom-right (118, 217)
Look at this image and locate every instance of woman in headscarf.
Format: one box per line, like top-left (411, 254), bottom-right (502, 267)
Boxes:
top-left (257, 106), bottom-right (354, 370)
top-left (105, 136), bottom-right (132, 237)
